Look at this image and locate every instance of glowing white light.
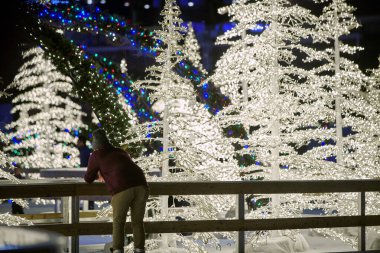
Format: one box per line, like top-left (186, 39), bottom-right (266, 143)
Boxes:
top-left (124, 1), bottom-right (130, 7)
top-left (212, 0), bottom-right (380, 248)
top-left (152, 100), bottom-right (165, 113)
top-left (188, 1), bottom-right (194, 7)
top-left (125, 1), bottom-right (241, 252)
top-left (87, 0), bottom-right (93, 4)
top-left (100, 0), bottom-right (106, 4)
top-left (120, 58), bottom-right (128, 73)
top-left (184, 22), bottom-right (207, 74)
top-left (5, 47), bottom-right (85, 169)
top-left (144, 4), bottom-right (150, 9)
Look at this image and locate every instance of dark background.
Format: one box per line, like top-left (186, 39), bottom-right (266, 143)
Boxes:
top-left (1, 0), bottom-right (380, 100)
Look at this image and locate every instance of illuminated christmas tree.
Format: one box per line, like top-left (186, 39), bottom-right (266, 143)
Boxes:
top-left (130, 1), bottom-right (240, 251)
top-left (213, 0), bottom-right (380, 248)
top-left (211, 0), bottom-right (341, 248)
top-left (184, 22), bottom-right (207, 74)
top-left (300, 0), bottom-right (380, 246)
top-left (5, 47), bottom-right (85, 169)
top-left (213, 0), bottom-right (321, 183)
top-left (308, 0), bottom-right (378, 176)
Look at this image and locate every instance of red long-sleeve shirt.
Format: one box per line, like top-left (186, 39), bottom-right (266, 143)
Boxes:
top-left (84, 147), bottom-right (147, 195)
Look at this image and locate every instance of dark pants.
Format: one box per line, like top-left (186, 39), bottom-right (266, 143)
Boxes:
top-left (111, 185), bottom-right (149, 251)
top-left (12, 202), bottom-right (24, 214)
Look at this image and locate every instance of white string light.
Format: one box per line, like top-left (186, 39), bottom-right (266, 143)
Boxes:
top-left (0, 111), bottom-right (32, 226)
top-left (126, 0), bottom-right (241, 251)
top-left (212, 0), bottom-right (380, 247)
top-left (5, 47), bottom-right (86, 169)
top-left (184, 22), bottom-right (207, 74)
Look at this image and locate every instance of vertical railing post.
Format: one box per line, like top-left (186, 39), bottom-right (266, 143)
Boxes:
top-left (55, 198), bottom-right (61, 213)
top-left (83, 200), bottom-right (89, 211)
top-left (71, 195), bottom-right (80, 253)
top-left (62, 196), bottom-right (70, 253)
top-left (358, 191), bottom-right (366, 251)
top-left (237, 193), bottom-right (245, 253)
top-left (63, 195), bottom-right (80, 253)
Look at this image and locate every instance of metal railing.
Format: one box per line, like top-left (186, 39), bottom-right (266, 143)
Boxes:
top-left (1, 179), bottom-right (380, 253)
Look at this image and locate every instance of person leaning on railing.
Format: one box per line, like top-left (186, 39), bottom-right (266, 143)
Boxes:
top-left (84, 129), bottom-right (149, 253)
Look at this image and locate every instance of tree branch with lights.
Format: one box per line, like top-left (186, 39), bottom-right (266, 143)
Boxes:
top-left (34, 2), bottom-right (230, 114)
top-left (126, 1), bottom-right (240, 251)
top-left (25, 13), bottom-right (145, 155)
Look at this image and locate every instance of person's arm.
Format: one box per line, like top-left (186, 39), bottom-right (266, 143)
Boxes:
top-left (97, 171), bottom-right (105, 182)
top-left (84, 152), bottom-right (100, 183)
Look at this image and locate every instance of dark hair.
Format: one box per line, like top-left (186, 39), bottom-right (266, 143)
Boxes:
top-left (78, 135), bottom-right (87, 143)
top-left (92, 128), bottom-right (112, 150)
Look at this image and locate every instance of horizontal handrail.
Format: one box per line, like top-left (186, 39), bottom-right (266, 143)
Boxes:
top-left (1, 179), bottom-right (380, 198)
top-left (2, 179), bottom-right (380, 253)
top-left (16, 211), bottom-right (100, 220)
top-left (32, 215), bottom-right (380, 236)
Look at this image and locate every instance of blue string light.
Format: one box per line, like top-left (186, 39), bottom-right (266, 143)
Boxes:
top-left (37, 4), bottom-right (230, 117)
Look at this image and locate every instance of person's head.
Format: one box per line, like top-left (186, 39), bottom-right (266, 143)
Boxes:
top-left (13, 166), bottom-right (22, 176)
top-left (92, 128), bottom-right (112, 150)
top-left (77, 135), bottom-right (87, 147)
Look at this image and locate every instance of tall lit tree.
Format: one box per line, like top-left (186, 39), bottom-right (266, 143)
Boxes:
top-left (301, 0), bottom-right (380, 246)
top-left (213, 0), bottom-right (379, 248)
top-left (309, 0), bottom-right (378, 175)
top-left (210, 0), bottom-right (347, 248)
top-left (130, 0), bottom-right (240, 251)
top-left (213, 0), bottom-right (323, 186)
top-left (184, 22), bottom-right (207, 74)
top-left (5, 47), bottom-right (86, 169)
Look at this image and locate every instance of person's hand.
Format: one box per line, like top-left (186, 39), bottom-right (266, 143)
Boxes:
top-left (97, 171), bottom-right (105, 182)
